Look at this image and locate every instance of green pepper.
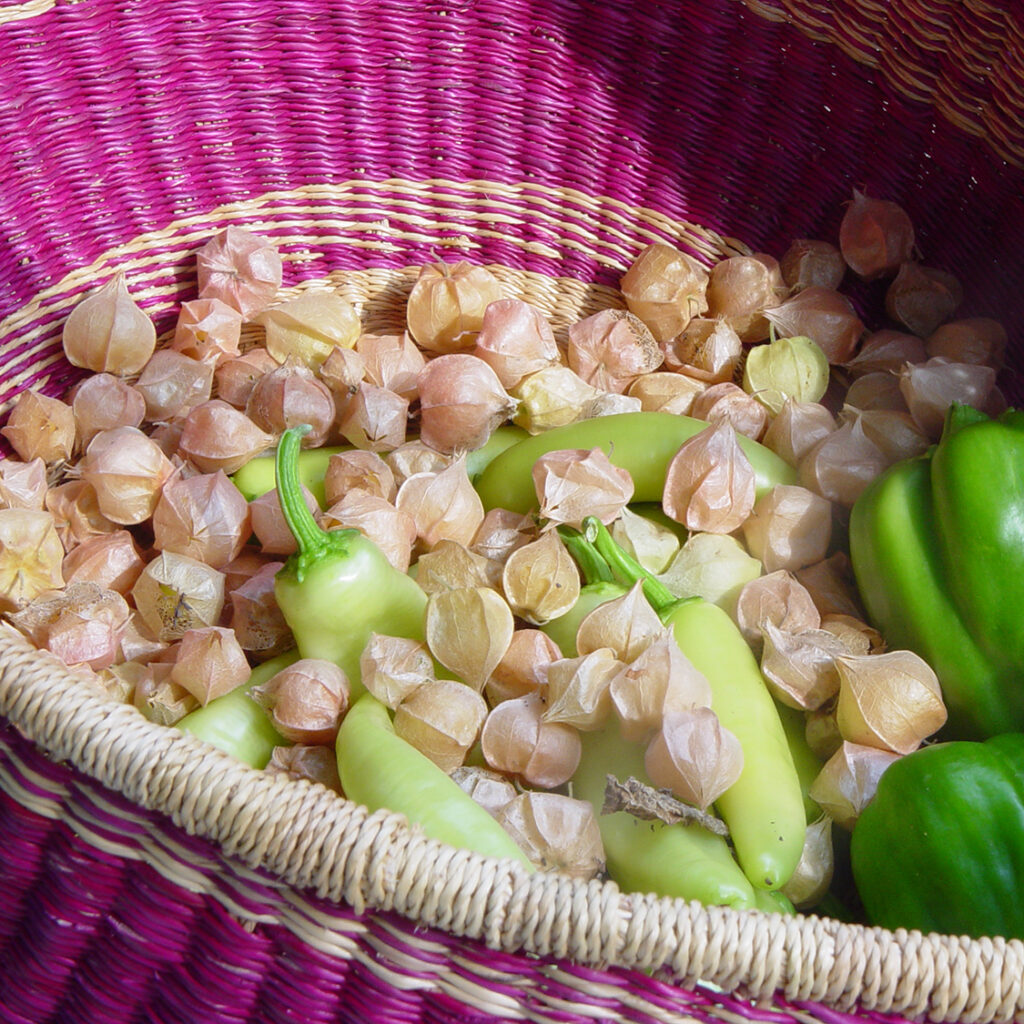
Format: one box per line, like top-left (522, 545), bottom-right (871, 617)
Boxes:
top-left (273, 425), bottom-right (429, 694)
top-left (849, 405), bottom-right (1024, 739)
top-left (337, 691), bottom-right (534, 869)
top-left (851, 734), bottom-right (1024, 939)
top-left (232, 444), bottom-right (346, 507)
top-left (177, 649), bottom-right (298, 767)
top-left (581, 517), bottom-right (806, 892)
top-left (473, 411), bottom-right (798, 514)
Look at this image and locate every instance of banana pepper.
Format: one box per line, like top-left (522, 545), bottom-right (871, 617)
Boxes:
top-left (849, 403), bottom-right (1024, 739)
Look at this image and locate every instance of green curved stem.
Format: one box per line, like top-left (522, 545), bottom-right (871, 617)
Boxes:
top-left (275, 424), bottom-right (324, 556)
top-left (582, 515), bottom-right (677, 612)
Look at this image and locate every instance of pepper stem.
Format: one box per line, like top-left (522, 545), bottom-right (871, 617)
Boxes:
top-left (557, 525), bottom-right (616, 585)
top-left (582, 515), bottom-right (678, 612)
top-left (275, 424), bottom-right (324, 556)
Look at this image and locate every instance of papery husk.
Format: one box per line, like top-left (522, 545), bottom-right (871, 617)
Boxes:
top-left (324, 449), bottom-right (397, 506)
top-left (808, 741), bottom-right (902, 830)
top-left (626, 370), bottom-right (707, 415)
top-left (425, 586), bottom-right (515, 691)
top-left (620, 242), bottom-right (710, 341)
top-left (485, 628), bottom-right (561, 705)
top-left (838, 190), bottom-right (915, 281)
top-left (135, 350), bottom-right (215, 422)
top-left (170, 625), bottom-right (252, 706)
top-left (0, 457), bottom-right (48, 511)
top-left (885, 263), bottom-right (963, 338)
top-left (500, 529), bottom-right (581, 625)
top-left (644, 707), bottom-right (743, 810)
top-left (494, 791), bottom-right (605, 879)
top-left (385, 440), bottom-right (451, 485)
top-left (690, 382), bottom-right (769, 441)
top-left (542, 648), bottom-right (620, 730)
top-left (761, 398), bottom-right (837, 467)
top-left (393, 678), bottom-right (488, 773)
top-left (414, 538), bottom-right (500, 594)
top-left (479, 690), bottom-right (581, 789)
top-left (61, 271), bottom-right (158, 375)
top-left (662, 422), bottom-right (756, 533)
top-left (834, 650), bottom-right (947, 755)
top-left (417, 353), bottom-right (518, 454)
top-left (795, 553), bottom-right (865, 620)
top-left (256, 289), bottom-right (361, 370)
top-left (228, 560), bottom-right (293, 660)
top-left (742, 334), bottom-right (830, 415)
top-left (1, 392), bottom-right (76, 465)
top-left (574, 582), bottom-right (665, 662)
top-left (532, 447), bottom-right (634, 529)
top-left (79, 426), bottom-right (175, 525)
top-left (322, 490), bottom-right (417, 573)
top-left (62, 530), bottom-right (145, 595)
top-left (844, 372), bottom-right (909, 412)
top-left (214, 348), bottom-right (281, 409)
top-left (782, 815), bottom-right (834, 909)
top-left (705, 255), bottom-right (786, 342)
top-left (898, 357), bottom-right (997, 440)
top-left (798, 416), bottom-right (890, 507)
top-left (609, 633), bottom-right (714, 743)
top-left (759, 623), bottom-right (848, 711)
top-left (839, 405), bottom-right (930, 464)
top-left (511, 365), bottom-right (602, 434)
top-left (472, 298), bottom-right (561, 388)
top-left (171, 297), bottom-right (244, 366)
top-left (734, 570), bottom-right (822, 652)
top-left (250, 657), bottom-right (350, 744)
top-left (658, 532), bottom-right (762, 613)
top-left (359, 633), bottom-right (435, 709)
top-left (266, 745), bottom-right (343, 794)
top-left (741, 484), bottom-right (832, 573)
top-left (70, 374), bottom-right (147, 450)
top-left (395, 457), bottom-right (484, 549)
top-left (177, 400), bottom-right (275, 474)
top-left (450, 766), bottom-right (518, 817)
top-left (406, 261), bottom-right (504, 353)
top-left (843, 329), bottom-right (927, 378)
top-left (196, 226), bottom-right (283, 318)
top-left (356, 332), bottom-right (425, 399)
top-left (763, 287), bottom-right (865, 365)
top-left (335, 381), bottom-right (409, 452)
top-left (926, 317), bottom-right (1007, 371)
top-left (566, 309), bottom-right (664, 394)
top-left (130, 551), bottom-right (225, 642)
top-left (779, 239), bottom-right (846, 293)
top-left (662, 318), bottom-right (742, 383)
top-left (470, 508), bottom-right (536, 565)
top-left (250, 484), bottom-right (321, 557)
top-left (245, 359), bottom-right (336, 446)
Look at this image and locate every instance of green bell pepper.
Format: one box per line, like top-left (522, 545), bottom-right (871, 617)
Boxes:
top-left (851, 734), bottom-right (1024, 939)
top-left (849, 404), bottom-right (1024, 739)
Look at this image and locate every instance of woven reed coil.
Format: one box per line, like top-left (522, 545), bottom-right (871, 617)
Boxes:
top-left (1, 1), bottom-right (1024, 1022)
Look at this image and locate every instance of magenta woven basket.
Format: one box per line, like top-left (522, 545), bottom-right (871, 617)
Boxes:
top-left (2, 1), bottom-right (1024, 1022)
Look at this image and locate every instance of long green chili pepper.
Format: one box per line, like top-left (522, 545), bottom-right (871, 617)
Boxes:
top-left (473, 411), bottom-right (797, 514)
top-left (273, 425), bottom-right (429, 694)
top-left (573, 723), bottom-right (757, 909)
top-left (232, 444), bottom-right (346, 507)
top-left (583, 516), bottom-right (806, 892)
top-left (177, 649), bottom-right (298, 767)
top-left (337, 692), bottom-right (535, 869)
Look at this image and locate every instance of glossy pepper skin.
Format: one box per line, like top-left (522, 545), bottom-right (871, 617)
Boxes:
top-left (272, 425), bottom-right (429, 695)
top-left (474, 411), bottom-right (797, 514)
top-left (578, 517), bottom-right (806, 892)
top-left (851, 734), bottom-right (1024, 940)
top-left (849, 405), bottom-right (1024, 739)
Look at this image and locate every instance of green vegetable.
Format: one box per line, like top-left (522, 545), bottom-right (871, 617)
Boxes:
top-left (177, 649), bottom-right (298, 767)
top-left (272, 425), bottom-right (429, 694)
top-left (573, 724), bottom-right (757, 910)
top-left (849, 405), bottom-right (1024, 738)
top-left (851, 734), bottom-right (1024, 939)
top-left (232, 444), bottom-right (345, 507)
top-left (584, 517), bottom-right (806, 892)
top-left (473, 411), bottom-right (798, 514)
top-left (337, 692), bottom-right (534, 869)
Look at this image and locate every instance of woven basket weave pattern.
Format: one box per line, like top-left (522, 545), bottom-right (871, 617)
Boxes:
top-left (2, 1), bottom-right (1024, 1022)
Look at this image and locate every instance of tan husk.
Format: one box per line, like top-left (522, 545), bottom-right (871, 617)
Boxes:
top-left (472, 298), bottom-right (561, 388)
top-left (171, 297), bottom-right (243, 366)
top-left (531, 447), bottom-right (635, 529)
top-left (266, 745), bottom-right (343, 793)
top-left (808, 741), bottom-right (902, 830)
top-left (2, 392), bottom-right (76, 464)
top-left (358, 633), bottom-right (435, 709)
top-left (511, 365), bottom-right (602, 434)
top-left (494, 791), bottom-right (605, 879)
top-left (644, 707), bottom-right (744, 810)
top-left (761, 398), bottom-right (837, 467)
top-left (779, 239), bottom-right (846, 293)
top-left (485, 627), bottom-right (561, 705)
top-left (324, 450), bottom-right (396, 506)
top-left (500, 529), bottom-right (581, 625)
top-left (541, 648), bottom-right (620, 730)
top-left (689, 382), bottom-right (769, 441)
top-left (406, 261), bottom-right (504, 353)
top-left (322, 490), bottom-right (417, 572)
top-left (170, 625), bottom-right (251, 706)
top-left (609, 505), bottom-right (680, 575)
top-left (885, 263), bottom-right (963, 338)
top-left (844, 329), bottom-right (927, 378)
top-left (759, 623), bottom-right (848, 711)
top-left (196, 226), bottom-right (283, 318)
top-left (741, 484), bottom-right (833, 573)
top-left (574, 582), bottom-right (665, 662)
top-left (838, 190), bottom-right (915, 280)
top-left (658, 532), bottom-right (762, 613)
top-left (130, 551), bottom-right (225, 642)
top-left (704, 255), bottom-right (785, 342)
top-left (662, 317), bottom-right (742, 383)
top-left (45, 481), bottom-right (117, 552)
top-left (425, 586), bottom-right (514, 692)
top-left (627, 370), bottom-right (707, 415)
top-left (356, 333), bottom-right (425, 399)
top-left (926, 317), bottom-right (1007, 370)
top-left (177, 400), bottom-right (275, 474)
top-left (61, 530), bottom-right (145, 596)
top-left (393, 678), bottom-right (488, 773)
top-left (245, 359), bottom-right (336, 446)
top-left (70, 374), bottom-right (146, 449)
top-left (834, 650), bottom-right (947, 754)
top-left (450, 766), bottom-right (518, 817)
top-left (734, 570), bottom-right (822, 652)
top-left (620, 242), bottom-right (710, 341)
top-left (395, 457), bottom-right (484, 549)
top-left (413, 539), bottom-right (499, 594)
top-left (566, 309), bottom-right (664, 393)
top-left (899, 357), bottom-right (997, 439)
top-left (256, 289), bottom-right (361, 370)
top-left (798, 416), bottom-right (890, 507)
top-left (763, 287), bottom-right (865, 365)
top-left (135, 350), bottom-right (215, 422)
top-left (335, 382), bottom-right (409, 452)
top-left (782, 815), bottom-right (835, 909)
top-left (79, 426), bottom-right (175, 525)
top-left (250, 657), bottom-right (350, 744)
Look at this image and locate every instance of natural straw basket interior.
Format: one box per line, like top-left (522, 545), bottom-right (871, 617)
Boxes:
top-left (2, 2), bottom-right (1024, 1023)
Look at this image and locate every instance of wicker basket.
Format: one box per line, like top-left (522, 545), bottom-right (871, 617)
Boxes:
top-left (2, 1), bottom-right (1024, 1021)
